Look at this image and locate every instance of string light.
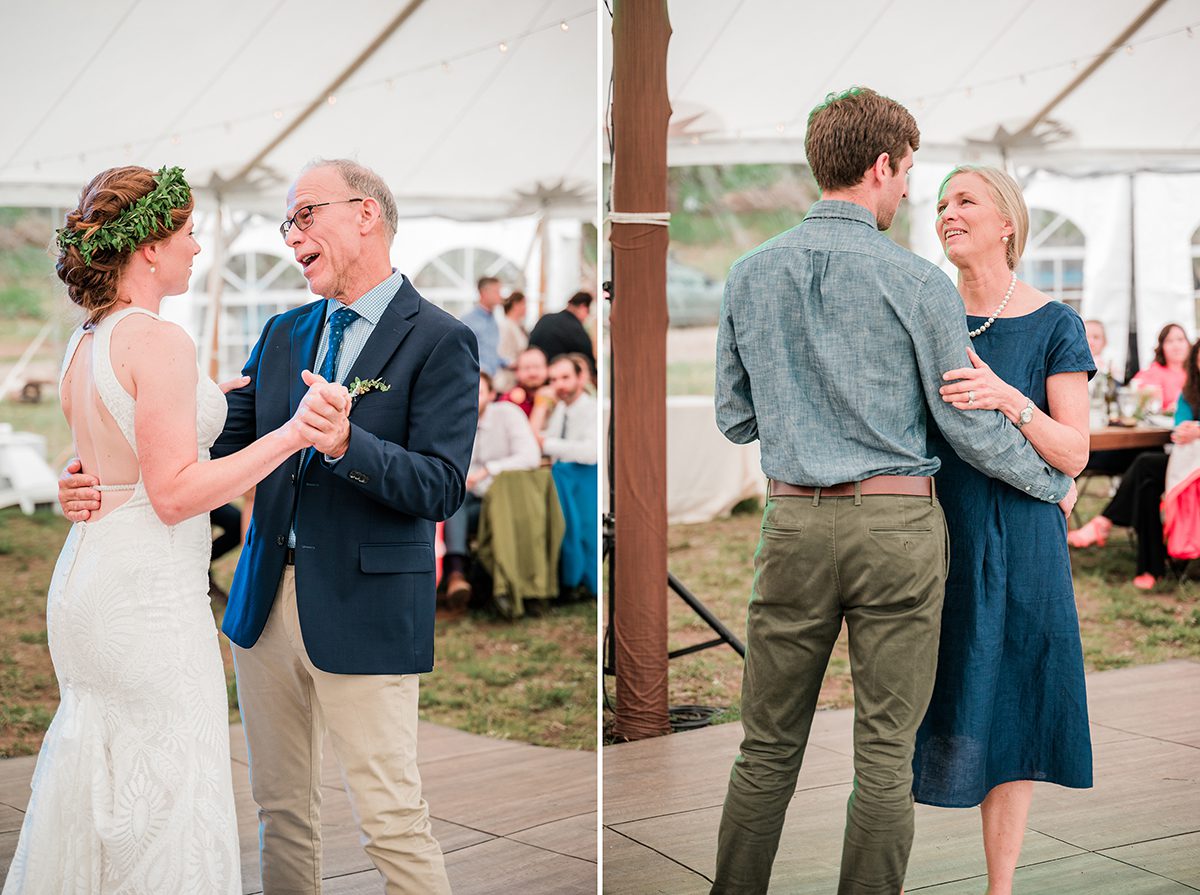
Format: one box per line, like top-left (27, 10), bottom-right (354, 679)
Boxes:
top-left (1125, 44), bottom-right (1134, 55)
top-left (775, 122), bottom-right (785, 134)
top-left (3, 8), bottom-right (597, 175)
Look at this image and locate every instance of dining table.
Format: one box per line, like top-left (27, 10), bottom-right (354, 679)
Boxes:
top-left (1089, 424), bottom-right (1173, 452)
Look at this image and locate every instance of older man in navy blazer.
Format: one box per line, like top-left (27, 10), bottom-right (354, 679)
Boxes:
top-left (218, 159), bottom-right (476, 893)
top-left (63, 158), bottom-right (478, 893)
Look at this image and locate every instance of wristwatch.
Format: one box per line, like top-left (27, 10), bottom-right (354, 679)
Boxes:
top-left (1014, 398), bottom-right (1035, 430)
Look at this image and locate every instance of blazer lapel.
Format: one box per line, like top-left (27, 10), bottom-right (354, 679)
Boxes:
top-left (289, 300), bottom-right (327, 416)
top-left (342, 280), bottom-right (419, 407)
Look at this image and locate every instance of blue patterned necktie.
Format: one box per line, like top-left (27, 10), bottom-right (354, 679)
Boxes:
top-left (320, 305), bottom-right (359, 383)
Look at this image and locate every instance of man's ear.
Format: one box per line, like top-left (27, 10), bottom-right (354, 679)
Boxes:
top-left (359, 196), bottom-right (382, 234)
top-left (871, 152), bottom-right (892, 184)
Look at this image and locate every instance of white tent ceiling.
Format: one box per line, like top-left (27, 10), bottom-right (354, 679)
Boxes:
top-left (0, 0), bottom-right (597, 220)
top-left (604, 0), bottom-right (1200, 172)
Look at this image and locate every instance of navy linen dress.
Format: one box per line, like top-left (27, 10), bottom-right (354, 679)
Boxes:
top-left (912, 300), bottom-right (1095, 808)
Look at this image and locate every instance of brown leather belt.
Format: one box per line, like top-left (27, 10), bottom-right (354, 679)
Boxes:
top-left (769, 475), bottom-right (933, 498)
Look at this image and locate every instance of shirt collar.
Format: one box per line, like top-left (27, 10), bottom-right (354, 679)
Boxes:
top-left (804, 199), bottom-right (880, 229)
top-left (326, 268), bottom-right (405, 326)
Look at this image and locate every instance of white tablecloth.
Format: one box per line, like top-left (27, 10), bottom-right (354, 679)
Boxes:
top-left (603, 396), bottom-right (765, 525)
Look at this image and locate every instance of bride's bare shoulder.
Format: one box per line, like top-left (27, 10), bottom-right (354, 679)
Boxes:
top-left (110, 314), bottom-right (197, 373)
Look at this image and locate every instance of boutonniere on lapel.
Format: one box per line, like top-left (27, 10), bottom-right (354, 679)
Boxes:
top-left (349, 377), bottom-right (392, 405)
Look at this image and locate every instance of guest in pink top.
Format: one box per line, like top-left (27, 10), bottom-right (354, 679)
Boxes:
top-left (1131, 323), bottom-right (1190, 412)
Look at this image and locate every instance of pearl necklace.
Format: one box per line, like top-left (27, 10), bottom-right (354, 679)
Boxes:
top-left (968, 271), bottom-right (1017, 339)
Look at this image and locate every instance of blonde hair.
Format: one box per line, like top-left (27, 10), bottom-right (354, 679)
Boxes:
top-left (938, 165), bottom-right (1028, 270)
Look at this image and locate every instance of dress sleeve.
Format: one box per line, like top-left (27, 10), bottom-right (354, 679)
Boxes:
top-left (1046, 306), bottom-right (1097, 380)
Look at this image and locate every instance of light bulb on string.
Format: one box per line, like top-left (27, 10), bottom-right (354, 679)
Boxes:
top-left (441, 60), bottom-right (450, 73)
top-left (273, 109), bottom-right (283, 120)
top-left (498, 42), bottom-right (508, 53)
top-left (327, 94), bottom-right (337, 105)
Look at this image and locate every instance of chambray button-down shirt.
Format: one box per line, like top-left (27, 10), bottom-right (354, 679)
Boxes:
top-left (715, 200), bottom-right (1069, 504)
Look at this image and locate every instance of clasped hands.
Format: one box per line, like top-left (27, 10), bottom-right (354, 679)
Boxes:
top-left (289, 370), bottom-right (352, 458)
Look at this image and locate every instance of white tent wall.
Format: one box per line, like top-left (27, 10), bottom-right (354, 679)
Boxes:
top-left (1133, 172), bottom-right (1200, 365)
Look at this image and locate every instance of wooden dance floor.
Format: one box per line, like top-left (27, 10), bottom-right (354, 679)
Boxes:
top-left (604, 661), bottom-right (1200, 894)
top-left (0, 721), bottom-right (597, 894)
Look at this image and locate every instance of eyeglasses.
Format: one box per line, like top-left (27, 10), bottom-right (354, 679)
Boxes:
top-left (279, 198), bottom-right (364, 238)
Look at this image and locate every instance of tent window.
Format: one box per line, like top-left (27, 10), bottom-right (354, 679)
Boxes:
top-left (1018, 209), bottom-right (1085, 313)
top-left (193, 250), bottom-right (314, 381)
top-left (1192, 225), bottom-right (1200, 332)
top-left (412, 247), bottom-right (524, 318)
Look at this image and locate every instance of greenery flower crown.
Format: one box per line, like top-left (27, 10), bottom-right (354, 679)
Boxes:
top-left (56, 166), bottom-right (192, 267)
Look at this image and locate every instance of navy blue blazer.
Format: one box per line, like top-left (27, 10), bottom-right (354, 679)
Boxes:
top-left (211, 277), bottom-right (479, 674)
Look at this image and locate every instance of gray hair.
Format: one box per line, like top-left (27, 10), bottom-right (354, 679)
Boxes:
top-left (303, 158), bottom-right (398, 242)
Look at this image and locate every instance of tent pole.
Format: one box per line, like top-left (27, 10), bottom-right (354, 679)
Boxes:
top-left (609, 0), bottom-right (672, 741)
top-left (1126, 173), bottom-right (1139, 380)
top-left (203, 199), bottom-right (228, 382)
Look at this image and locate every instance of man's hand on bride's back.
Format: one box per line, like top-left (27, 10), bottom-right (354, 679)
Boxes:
top-left (289, 370), bottom-right (352, 457)
top-left (59, 458), bottom-right (101, 522)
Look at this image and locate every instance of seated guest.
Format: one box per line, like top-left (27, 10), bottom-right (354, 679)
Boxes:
top-left (442, 372), bottom-right (542, 603)
top-left (528, 291), bottom-right (596, 376)
top-left (1071, 339), bottom-right (1200, 588)
top-left (500, 347), bottom-right (549, 417)
top-left (1130, 322), bottom-right (1189, 413)
top-left (539, 355), bottom-right (598, 597)
top-left (1085, 319), bottom-right (1122, 391)
top-left (461, 276), bottom-right (508, 376)
top-left (495, 291), bottom-right (530, 392)
top-left (1084, 318), bottom-right (1138, 476)
top-left (567, 351), bottom-right (595, 393)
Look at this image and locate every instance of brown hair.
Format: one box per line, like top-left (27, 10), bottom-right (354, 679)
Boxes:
top-left (805, 87), bottom-right (920, 192)
top-left (503, 291), bottom-right (526, 314)
top-left (1182, 340), bottom-right (1200, 415)
top-left (1154, 323), bottom-right (1188, 367)
top-left (56, 166), bottom-right (194, 327)
top-left (938, 165), bottom-right (1029, 270)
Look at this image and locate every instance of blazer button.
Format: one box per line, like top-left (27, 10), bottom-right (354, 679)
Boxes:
top-left (350, 470), bottom-right (369, 484)
top-left (290, 473), bottom-right (296, 485)
top-left (276, 535), bottom-right (286, 546)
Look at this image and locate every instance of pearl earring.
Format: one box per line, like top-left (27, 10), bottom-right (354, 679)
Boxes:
top-left (1001, 236), bottom-right (1009, 244)
top-left (149, 265), bottom-right (156, 273)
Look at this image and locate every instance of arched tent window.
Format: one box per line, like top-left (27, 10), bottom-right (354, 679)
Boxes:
top-left (1018, 209), bottom-right (1085, 313)
top-left (193, 250), bottom-right (313, 380)
top-left (412, 247), bottom-right (523, 318)
top-left (1192, 224), bottom-right (1200, 331)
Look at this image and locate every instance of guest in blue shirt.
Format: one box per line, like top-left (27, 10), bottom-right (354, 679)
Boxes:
top-left (461, 276), bottom-right (507, 376)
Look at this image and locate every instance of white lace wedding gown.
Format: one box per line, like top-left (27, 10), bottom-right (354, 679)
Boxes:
top-left (3, 308), bottom-right (241, 893)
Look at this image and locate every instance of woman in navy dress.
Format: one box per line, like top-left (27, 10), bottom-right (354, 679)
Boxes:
top-left (912, 166), bottom-right (1094, 895)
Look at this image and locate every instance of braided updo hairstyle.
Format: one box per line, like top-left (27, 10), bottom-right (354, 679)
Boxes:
top-left (56, 166), bottom-right (194, 327)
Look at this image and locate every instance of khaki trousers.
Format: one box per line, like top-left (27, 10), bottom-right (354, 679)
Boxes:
top-left (232, 567), bottom-right (451, 895)
top-left (712, 491), bottom-right (949, 895)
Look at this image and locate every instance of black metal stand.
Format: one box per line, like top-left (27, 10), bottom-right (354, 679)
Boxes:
top-left (602, 281), bottom-right (745, 681)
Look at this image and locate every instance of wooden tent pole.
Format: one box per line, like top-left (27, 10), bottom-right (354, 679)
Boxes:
top-left (609, 0), bottom-right (672, 740)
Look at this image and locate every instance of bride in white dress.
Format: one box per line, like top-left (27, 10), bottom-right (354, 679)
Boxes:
top-left (2, 166), bottom-right (344, 894)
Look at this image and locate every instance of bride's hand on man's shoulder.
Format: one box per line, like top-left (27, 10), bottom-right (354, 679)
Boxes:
top-left (217, 375), bottom-right (251, 394)
top-left (58, 458), bottom-right (100, 522)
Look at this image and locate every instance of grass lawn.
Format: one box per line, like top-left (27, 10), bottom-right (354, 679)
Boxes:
top-left (603, 487), bottom-right (1200, 735)
top-left (0, 507), bottom-right (596, 757)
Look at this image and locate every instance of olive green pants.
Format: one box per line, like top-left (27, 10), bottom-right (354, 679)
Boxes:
top-left (712, 490), bottom-right (948, 895)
